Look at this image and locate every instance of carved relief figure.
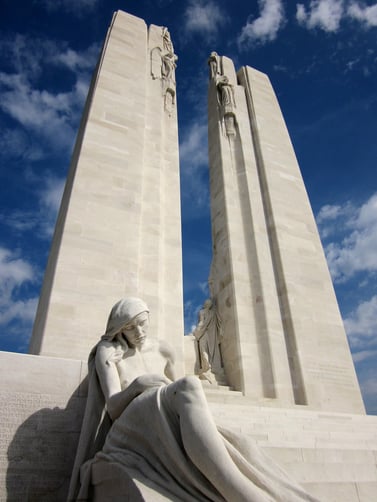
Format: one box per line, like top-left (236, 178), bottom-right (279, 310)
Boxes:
top-left (193, 298), bottom-right (227, 385)
top-left (150, 27), bottom-right (178, 114)
top-left (217, 75), bottom-right (237, 137)
top-left (69, 297), bottom-right (320, 502)
top-left (208, 51), bottom-right (221, 80)
top-left (162, 51), bottom-right (178, 84)
top-left (162, 27), bottom-right (174, 54)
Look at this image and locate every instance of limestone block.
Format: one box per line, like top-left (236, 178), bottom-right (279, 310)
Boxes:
top-left (301, 482), bottom-right (360, 502)
top-left (30, 10), bottom-right (184, 369)
top-left (356, 482), bottom-right (377, 502)
top-left (0, 352), bottom-right (87, 502)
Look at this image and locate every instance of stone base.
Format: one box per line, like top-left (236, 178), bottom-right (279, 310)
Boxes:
top-left (1, 351), bottom-right (376, 501)
top-left (207, 388), bottom-right (377, 502)
top-left (0, 352), bottom-right (87, 502)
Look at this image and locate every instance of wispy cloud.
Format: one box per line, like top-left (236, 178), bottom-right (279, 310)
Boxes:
top-left (348, 1), bottom-right (377, 27)
top-left (37, 0), bottom-right (100, 16)
top-left (296, 0), bottom-right (377, 31)
top-left (316, 200), bottom-right (354, 238)
top-left (183, 0), bottom-right (228, 38)
top-left (0, 247), bottom-right (38, 327)
top-left (0, 35), bottom-right (99, 156)
top-left (296, 0), bottom-right (344, 32)
top-left (184, 298), bottom-right (202, 334)
top-left (179, 121), bottom-right (209, 210)
top-left (0, 177), bottom-right (65, 239)
top-left (317, 193), bottom-right (377, 282)
top-left (0, 72), bottom-right (79, 151)
top-left (238, 0), bottom-right (286, 48)
top-left (345, 295), bottom-right (377, 348)
top-left (0, 128), bottom-right (44, 161)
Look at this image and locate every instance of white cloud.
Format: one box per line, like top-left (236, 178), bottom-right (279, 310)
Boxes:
top-left (0, 36), bottom-right (99, 154)
top-left (318, 193), bottom-right (377, 282)
top-left (345, 295), bottom-right (377, 348)
top-left (348, 2), bottom-right (377, 27)
top-left (296, 0), bottom-right (344, 32)
top-left (40, 178), bottom-right (65, 214)
top-left (0, 248), bottom-right (34, 286)
top-left (0, 72), bottom-right (78, 151)
top-left (55, 45), bottom-right (100, 72)
top-left (180, 123), bottom-right (208, 167)
top-left (0, 248), bottom-right (38, 326)
top-left (238, 0), bottom-right (285, 47)
top-left (0, 297), bottom-right (38, 326)
top-left (352, 349), bottom-right (377, 363)
top-left (316, 201), bottom-right (354, 238)
top-left (180, 122), bottom-right (209, 210)
top-left (316, 203), bottom-right (343, 224)
top-left (184, 299), bottom-right (202, 334)
top-left (184, 0), bottom-right (227, 37)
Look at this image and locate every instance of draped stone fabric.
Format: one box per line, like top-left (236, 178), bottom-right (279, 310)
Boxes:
top-left (69, 369), bottom-right (320, 501)
top-left (102, 297), bottom-right (149, 341)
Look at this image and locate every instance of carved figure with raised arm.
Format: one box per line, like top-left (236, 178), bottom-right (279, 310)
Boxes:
top-left (68, 297), bottom-right (320, 501)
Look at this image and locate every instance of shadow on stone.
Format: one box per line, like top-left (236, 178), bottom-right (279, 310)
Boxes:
top-left (6, 380), bottom-right (87, 502)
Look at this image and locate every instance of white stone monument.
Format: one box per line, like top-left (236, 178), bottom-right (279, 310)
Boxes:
top-left (207, 54), bottom-right (365, 414)
top-left (29, 11), bottom-right (184, 372)
top-left (1, 10), bottom-right (377, 502)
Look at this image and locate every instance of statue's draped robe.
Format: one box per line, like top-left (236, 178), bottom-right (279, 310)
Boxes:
top-left (68, 352), bottom-right (319, 501)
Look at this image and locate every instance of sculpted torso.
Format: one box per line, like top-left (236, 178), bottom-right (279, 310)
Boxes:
top-left (94, 309), bottom-right (175, 421)
top-left (97, 338), bottom-right (172, 390)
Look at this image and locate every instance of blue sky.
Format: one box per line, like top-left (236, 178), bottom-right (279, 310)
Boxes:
top-left (0, 0), bottom-right (376, 413)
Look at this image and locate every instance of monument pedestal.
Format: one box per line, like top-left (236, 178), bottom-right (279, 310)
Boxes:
top-left (3, 9), bottom-right (374, 502)
top-left (1, 351), bottom-right (376, 501)
top-left (207, 389), bottom-right (377, 502)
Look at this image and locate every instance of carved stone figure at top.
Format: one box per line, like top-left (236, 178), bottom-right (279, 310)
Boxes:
top-left (150, 26), bottom-right (178, 114)
top-left (193, 298), bottom-right (227, 385)
top-left (68, 297), bottom-right (320, 501)
top-left (208, 51), bottom-right (222, 80)
top-left (162, 26), bottom-right (174, 54)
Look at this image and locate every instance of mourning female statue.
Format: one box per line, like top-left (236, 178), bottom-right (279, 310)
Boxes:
top-left (193, 298), bottom-right (227, 385)
top-left (68, 297), bottom-right (319, 501)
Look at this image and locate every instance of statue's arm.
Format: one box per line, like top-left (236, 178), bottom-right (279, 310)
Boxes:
top-left (96, 342), bottom-right (170, 420)
top-left (159, 341), bottom-right (176, 381)
top-left (95, 343), bottom-right (143, 420)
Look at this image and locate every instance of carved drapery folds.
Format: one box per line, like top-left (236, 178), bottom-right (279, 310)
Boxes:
top-left (208, 52), bottom-right (237, 138)
top-left (193, 298), bottom-right (227, 385)
top-left (151, 27), bottom-right (178, 114)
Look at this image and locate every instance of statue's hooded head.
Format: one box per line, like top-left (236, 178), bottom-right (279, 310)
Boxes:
top-left (102, 297), bottom-right (149, 341)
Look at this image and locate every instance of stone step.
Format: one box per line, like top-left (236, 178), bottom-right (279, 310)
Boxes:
top-left (263, 446), bottom-right (377, 465)
top-left (302, 481), bottom-right (377, 502)
top-left (204, 393), bottom-right (377, 498)
top-left (283, 460), bottom-right (377, 483)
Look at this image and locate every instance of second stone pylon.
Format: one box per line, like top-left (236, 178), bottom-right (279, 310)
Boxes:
top-left (207, 54), bottom-right (364, 413)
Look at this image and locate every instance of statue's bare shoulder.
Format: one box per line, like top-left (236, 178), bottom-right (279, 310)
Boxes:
top-left (158, 340), bottom-right (175, 361)
top-left (157, 340), bottom-right (176, 380)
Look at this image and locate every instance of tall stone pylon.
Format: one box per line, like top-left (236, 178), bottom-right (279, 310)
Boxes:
top-left (208, 54), bottom-right (365, 413)
top-left (29, 11), bottom-right (184, 371)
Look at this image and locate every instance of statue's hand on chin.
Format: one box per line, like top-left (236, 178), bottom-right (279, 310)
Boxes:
top-left (134, 374), bottom-right (171, 394)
